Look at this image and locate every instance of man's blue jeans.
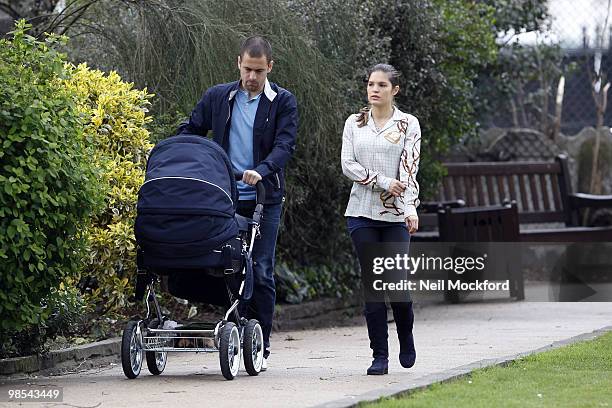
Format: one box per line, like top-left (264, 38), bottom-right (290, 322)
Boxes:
top-left (236, 200), bottom-right (282, 358)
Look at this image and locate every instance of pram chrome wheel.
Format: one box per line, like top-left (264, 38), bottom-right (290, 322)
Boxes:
top-left (145, 319), bottom-right (167, 375)
top-left (121, 321), bottom-right (144, 379)
top-left (243, 319), bottom-right (264, 376)
top-left (146, 350), bottom-right (167, 375)
top-left (219, 322), bottom-right (241, 380)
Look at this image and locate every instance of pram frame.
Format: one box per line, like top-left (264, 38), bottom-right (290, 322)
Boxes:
top-left (121, 177), bottom-right (266, 380)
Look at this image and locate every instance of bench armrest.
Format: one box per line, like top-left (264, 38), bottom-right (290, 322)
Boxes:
top-left (569, 193), bottom-right (612, 210)
top-left (419, 199), bottom-right (466, 213)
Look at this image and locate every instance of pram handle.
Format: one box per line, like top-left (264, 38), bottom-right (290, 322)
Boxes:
top-left (234, 171), bottom-right (266, 225)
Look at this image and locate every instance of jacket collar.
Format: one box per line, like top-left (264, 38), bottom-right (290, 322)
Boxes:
top-left (229, 79), bottom-right (277, 102)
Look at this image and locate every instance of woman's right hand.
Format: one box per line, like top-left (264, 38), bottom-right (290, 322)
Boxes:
top-left (388, 179), bottom-right (407, 197)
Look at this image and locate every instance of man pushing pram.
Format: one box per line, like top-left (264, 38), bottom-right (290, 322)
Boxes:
top-left (178, 35), bottom-right (298, 371)
top-left (121, 35), bottom-right (298, 380)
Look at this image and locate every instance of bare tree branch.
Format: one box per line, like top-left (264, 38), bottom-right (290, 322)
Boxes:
top-left (39, 0), bottom-right (100, 36)
top-left (0, 2), bottom-right (21, 19)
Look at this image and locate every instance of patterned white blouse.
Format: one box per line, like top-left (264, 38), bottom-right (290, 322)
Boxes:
top-left (341, 106), bottom-right (421, 221)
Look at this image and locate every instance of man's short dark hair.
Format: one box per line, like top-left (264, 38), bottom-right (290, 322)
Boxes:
top-left (240, 36), bottom-right (272, 63)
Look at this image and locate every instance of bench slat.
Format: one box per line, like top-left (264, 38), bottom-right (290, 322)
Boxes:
top-left (486, 176), bottom-right (496, 204)
top-left (496, 175), bottom-right (506, 202)
top-left (518, 174), bottom-right (529, 211)
top-left (452, 176), bottom-right (464, 205)
top-left (465, 176), bottom-right (474, 206)
top-left (520, 226), bottom-right (612, 242)
top-left (507, 175), bottom-right (517, 206)
top-left (445, 161), bottom-right (561, 176)
top-left (519, 211), bottom-right (567, 223)
top-left (443, 177), bottom-right (452, 201)
top-left (475, 175), bottom-right (485, 205)
top-left (540, 174), bottom-right (551, 210)
top-left (529, 174), bottom-right (540, 211)
top-left (551, 174), bottom-right (562, 211)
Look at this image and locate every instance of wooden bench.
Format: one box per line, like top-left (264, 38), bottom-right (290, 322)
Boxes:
top-left (437, 202), bottom-right (524, 301)
top-left (415, 154), bottom-right (612, 242)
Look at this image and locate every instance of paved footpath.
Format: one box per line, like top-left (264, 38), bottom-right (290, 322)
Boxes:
top-left (1, 302), bottom-right (611, 408)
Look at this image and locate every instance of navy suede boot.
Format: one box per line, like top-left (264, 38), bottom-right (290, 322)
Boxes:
top-left (392, 301), bottom-right (416, 368)
top-left (367, 358), bottom-right (389, 375)
top-left (399, 333), bottom-right (416, 368)
top-left (365, 302), bottom-right (389, 375)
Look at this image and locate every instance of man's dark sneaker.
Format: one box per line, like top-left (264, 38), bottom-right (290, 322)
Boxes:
top-left (261, 356), bottom-right (268, 372)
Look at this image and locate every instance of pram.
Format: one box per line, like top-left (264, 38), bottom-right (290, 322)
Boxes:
top-left (120, 134), bottom-right (265, 380)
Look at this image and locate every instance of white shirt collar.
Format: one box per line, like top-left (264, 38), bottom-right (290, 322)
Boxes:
top-left (368, 106), bottom-right (404, 132)
top-left (263, 79), bottom-right (277, 101)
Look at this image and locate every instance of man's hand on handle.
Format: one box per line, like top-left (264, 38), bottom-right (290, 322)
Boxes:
top-left (243, 170), bottom-right (262, 186)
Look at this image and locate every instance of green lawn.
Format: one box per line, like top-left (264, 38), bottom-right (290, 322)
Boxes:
top-left (364, 331), bottom-right (612, 408)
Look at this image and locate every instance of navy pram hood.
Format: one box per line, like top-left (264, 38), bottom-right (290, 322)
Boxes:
top-left (139, 134), bottom-right (238, 216)
top-left (133, 134), bottom-right (254, 303)
top-left (135, 135), bottom-right (240, 261)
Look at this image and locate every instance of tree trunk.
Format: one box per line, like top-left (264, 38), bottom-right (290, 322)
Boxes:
top-left (552, 75), bottom-right (565, 141)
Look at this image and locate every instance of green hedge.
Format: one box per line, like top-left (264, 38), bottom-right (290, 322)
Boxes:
top-left (65, 64), bottom-right (154, 316)
top-left (0, 21), bottom-right (103, 348)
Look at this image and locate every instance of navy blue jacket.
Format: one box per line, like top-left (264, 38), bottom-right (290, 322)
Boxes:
top-left (179, 80), bottom-right (298, 205)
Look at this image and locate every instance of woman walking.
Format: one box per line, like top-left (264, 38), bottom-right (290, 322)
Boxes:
top-left (341, 64), bottom-right (421, 375)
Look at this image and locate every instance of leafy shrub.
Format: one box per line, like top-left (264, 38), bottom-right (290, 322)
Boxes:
top-left (44, 279), bottom-right (89, 339)
top-left (64, 64), bottom-right (154, 316)
top-left (0, 21), bottom-right (103, 352)
top-left (146, 111), bottom-right (186, 144)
